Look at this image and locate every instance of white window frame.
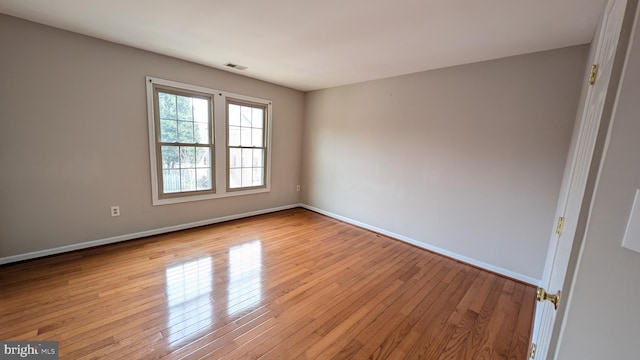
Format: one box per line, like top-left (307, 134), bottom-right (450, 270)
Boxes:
top-left (147, 76), bottom-right (272, 205)
top-left (226, 98), bottom-right (269, 191)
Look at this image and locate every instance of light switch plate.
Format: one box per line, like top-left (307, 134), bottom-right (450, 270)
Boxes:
top-left (622, 189), bottom-right (640, 253)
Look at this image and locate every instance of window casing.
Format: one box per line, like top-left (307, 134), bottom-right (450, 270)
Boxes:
top-left (147, 77), bottom-right (272, 205)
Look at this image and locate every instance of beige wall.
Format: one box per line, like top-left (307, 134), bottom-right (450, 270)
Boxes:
top-left (0, 12), bottom-right (591, 283)
top-left (302, 46), bottom-right (588, 280)
top-left (556, 3), bottom-right (640, 358)
top-left (0, 14), bottom-right (304, 258)
top-left (3, 6), bottom-right (640, 356)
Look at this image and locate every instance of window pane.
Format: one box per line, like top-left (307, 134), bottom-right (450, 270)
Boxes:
top-left (252, 149), bottom-right (264, 167)
top-left (229, 104), bottom-right (240, 126)
top-left (152, 81), bottom-right (218, 199)
top-left (196, 168), bottom-right (212, 190)
top-left (177, 96), bottom-right (193, 121)
top-left (162, 145), bottom-right (212, 194)
top-left (160, 120), bottom-right (178, 142)
top-left (158, 92), bottom-right (177, 120)
top-left (240, 106), bottom-right (252, 127)
top-left (162, 146), bottom-right (180, 169)
top-left (252, 168), bottom-right (263, 186)
top-left (228, 126), bottom-right (240, 146)
top-left (241, 168), bottom-right (252, 187)
top-left (229, 148), bottom-right (241, 168)
top-left (241, 127), bottom-right (251, 147)
top-left (181, 169), bottom-right (196, 191)
top-left (229, 169), bottom-right (241, 188)
top-left (242, 148), bottom-right (252, 167)
top-left (252, 128), bottom-right (263, 147)
top-left (193, 98), bottom-right (209, 123)
top-left (196, 147), bottom-right (210, 167)
top-left (225, 101), bottom-right (268, 190)
top-left (177, 121), bottom-right (194, 143)
top-left (180, 147), bottom-right (195, 168)
top-left (163, 169), bottom-right (181, 193)
top-left (196, 122), bottom-right (209, 144)
top-left (252, 108), bottom-right (263, 128)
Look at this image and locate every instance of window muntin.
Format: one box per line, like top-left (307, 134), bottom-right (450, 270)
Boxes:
top-left (147, 77), bottom-right (272, 205)
top-left (153, 85), bottom-right (214, 198)
top-left (227, 100), bottom-right (267, 190)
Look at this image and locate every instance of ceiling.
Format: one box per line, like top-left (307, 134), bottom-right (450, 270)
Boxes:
top-left (0, 0), bottom-right (607, 91)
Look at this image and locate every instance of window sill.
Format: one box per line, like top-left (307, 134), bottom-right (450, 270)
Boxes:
top-left (152, 187), bottom-right (270, 206)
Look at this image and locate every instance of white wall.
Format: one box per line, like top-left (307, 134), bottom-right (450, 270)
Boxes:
top-left (302, 47), bottom-right (588, 281)
top-left (556, 4), bottom-right (640, 358)
top-left (0, 14), bottom-right (304, 259)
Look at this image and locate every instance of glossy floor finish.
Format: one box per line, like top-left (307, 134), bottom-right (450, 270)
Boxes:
top-left (0, 208), bottom-right (536, 359)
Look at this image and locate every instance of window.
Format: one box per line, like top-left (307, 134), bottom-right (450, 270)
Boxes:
top-left (153, 85), bottom-right (214, 198)
top-left (147, 77), bottom-right (272, 205)
top-left (227, 100), bottom-right (267, 190)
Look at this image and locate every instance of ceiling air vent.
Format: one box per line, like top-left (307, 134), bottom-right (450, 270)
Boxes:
top-left (224, 62), bottom-right (248, 71)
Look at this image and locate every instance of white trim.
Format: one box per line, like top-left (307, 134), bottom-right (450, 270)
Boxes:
top-left (145, 76), bottom-right (273, 206)
top-left (554, 4), bottom-right (638, 357)
top-left (0, 204), bottom-right (301, 265)
top-left (300, 204), bottom-right (540, 285)
top-left (1, 202), bottom-right (540, 285)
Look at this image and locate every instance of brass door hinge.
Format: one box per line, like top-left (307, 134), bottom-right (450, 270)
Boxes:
top-left (588, 64), bottom-right (598, 85)
top-left (556, 217), bottom-right (565, 235)
top-left (530, 343), bottom-right (537, 359)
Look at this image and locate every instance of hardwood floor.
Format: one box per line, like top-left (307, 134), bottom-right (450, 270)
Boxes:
top-left (0, 208), bottom-right (536, 359)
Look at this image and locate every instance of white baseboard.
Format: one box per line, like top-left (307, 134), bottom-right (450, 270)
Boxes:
top-left (300, 204), bottom-right (540, 286)
top-left (1, 203), bottom-right (541, 285)
top-left (0, 203), bottom-right (302, 265)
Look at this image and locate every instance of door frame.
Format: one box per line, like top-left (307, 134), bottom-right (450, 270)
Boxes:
top-left (530, 0), bottom-right (635, 358)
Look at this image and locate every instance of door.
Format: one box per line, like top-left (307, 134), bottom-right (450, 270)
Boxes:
top-left (530, 0), bottom-right (627, 358)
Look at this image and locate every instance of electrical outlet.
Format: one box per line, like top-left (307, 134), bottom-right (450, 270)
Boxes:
top-left (110, 206), bottom-right (120, 217)
top-left (296, 185), bottom-right (301, 192)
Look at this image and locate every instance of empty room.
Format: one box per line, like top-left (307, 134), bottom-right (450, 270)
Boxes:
top-left (2, 0), bottom-right (640, 359)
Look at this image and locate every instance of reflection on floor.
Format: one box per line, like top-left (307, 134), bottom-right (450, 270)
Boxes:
top-left (165, 256), bottom-right (213, 345)
top-left (0, 209), bottom-right (536, 359)
top-left (228, 240), bottom-right (262, 315)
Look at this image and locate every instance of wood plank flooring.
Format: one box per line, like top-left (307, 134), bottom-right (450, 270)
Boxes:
top-left (0, 208), bottom-right (536, 359)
